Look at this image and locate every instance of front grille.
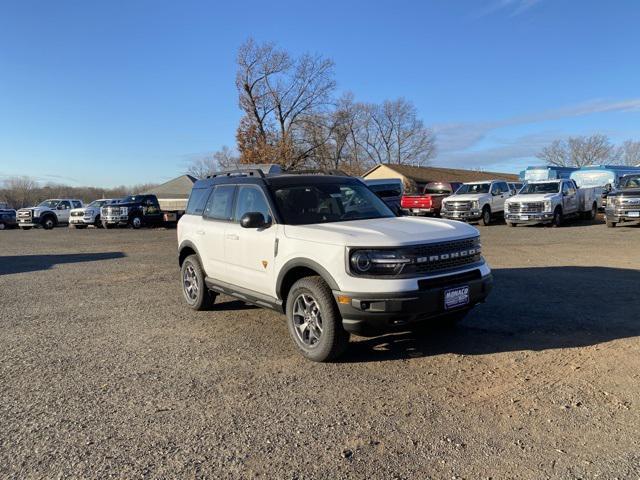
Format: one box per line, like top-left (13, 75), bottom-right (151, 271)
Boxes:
top-left (403, 237), bottom-right (482, 275)
top-left (507, 202), bottom-right (544, 213)
top-left (17, 210), bottom-right (32, 221)
top-left (71, 211), bottom-right (85, 217)
top-left (444, 201), bottom-right (472, 211)
top-left (103, 206), bottom-right (125, 216)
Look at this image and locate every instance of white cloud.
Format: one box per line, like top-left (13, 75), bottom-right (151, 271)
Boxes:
top-left (475, 0), bottom-right (543, 18)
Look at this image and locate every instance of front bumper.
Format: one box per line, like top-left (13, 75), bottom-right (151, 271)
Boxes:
top-left (102, 215), bottom-right (128, 224)
top-left (69, 217), bottom-right (95, 225)
top-left (18, 220), bottom-right (39, 227)
top-left (403, 207), bottom-right (434, 215)
top-left (334, 269), bottom-right (493, 336)
top-left (605, 208), bottom-right (640, 222)
top-left (504, 212), bottom-right (553, 224)
top-left (441, 209), bottom-right (482, 221)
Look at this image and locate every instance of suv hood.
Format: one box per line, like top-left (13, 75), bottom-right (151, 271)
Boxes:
top-left (443, 193), bottom-right (489, 202)
top-left (507, 193), bottom-right (558, 203)
top-left (283, 216), bottom-right (479, 247)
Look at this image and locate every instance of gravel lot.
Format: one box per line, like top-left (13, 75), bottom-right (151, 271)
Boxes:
top-left (1, 218), bottom-right (640, 479)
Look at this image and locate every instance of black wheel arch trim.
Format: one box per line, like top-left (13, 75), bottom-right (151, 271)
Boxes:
top-left (178, 240), bottom-right (203, 266)
top-left (276, 258), bottom-right (340, 300)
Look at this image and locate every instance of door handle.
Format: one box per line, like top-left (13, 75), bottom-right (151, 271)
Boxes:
top-left (226, 234), bottom-right (239, 240)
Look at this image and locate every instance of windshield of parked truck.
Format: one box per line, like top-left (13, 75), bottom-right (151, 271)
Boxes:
top-left (620, 175), bottom-right (640, 189)
top-left (520, 183), bottom-right (560, 194)
top-left (571, 171), bottom-right (613, 188)
top-left (88, 199), bottom-right (112, 208)
top-left (456, 183), bottom-right (490, 194)
top-left (423, 182), bottom-right (454, 194)
top-left (37, 199), bottom-right (61, 208)
top-left (273, 182), bottom-right (394, 225)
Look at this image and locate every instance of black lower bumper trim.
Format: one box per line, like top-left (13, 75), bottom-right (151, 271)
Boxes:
top-left (334, 273), bottom-right (493, 336)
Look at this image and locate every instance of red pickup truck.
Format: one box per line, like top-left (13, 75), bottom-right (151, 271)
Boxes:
top-left (401, 181), bottom-right (462, 216)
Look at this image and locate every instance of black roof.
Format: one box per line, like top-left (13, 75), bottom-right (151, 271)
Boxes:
top-left (192, 171), bottom-right (359, 190)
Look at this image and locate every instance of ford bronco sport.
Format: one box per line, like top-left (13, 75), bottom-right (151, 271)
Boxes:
top-left (177, 170), bottom-right (493, 362)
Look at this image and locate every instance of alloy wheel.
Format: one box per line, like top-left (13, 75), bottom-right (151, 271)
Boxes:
top-left (292, 293), bottom-right (323, 348)
top-left (183, 264), bottom-right (199, 301)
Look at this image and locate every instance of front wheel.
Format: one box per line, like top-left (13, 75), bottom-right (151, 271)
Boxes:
top-left (42, 216), bottom-right (56, 230)
top-left (481, 206), bottom-right (492, 226)
top-left (286, 276), bottom-right (350, 362)
top-left (181, 255), bottom-right (216, 310)
top-left (606, 219), bottom-right (617, 228)
top-left (507, 221), bottom-right (515, 227)
top-left (552, 208), bottom-right (563, 228)
top-left (131, 216), bottom-right (143, 229)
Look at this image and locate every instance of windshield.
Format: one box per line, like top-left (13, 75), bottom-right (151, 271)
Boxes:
top-left (621, 175), bottom-right (640, 189)
top-left (456, 183), bottom-right (490, 194)
top-left (423, 182), bottom-right (453, 194)
top-left (367, 183), bottom-right (401, 198)
top-left (520, 183), bottom-right (560, 194)
top-left (273, 182), bottom-right (395, 225)
top-left (88, 200), bottom-right (109, 208)
top-left (37, 199), bottom-right (61, 208)
top-left (571, 171), bottom-right (613, 188)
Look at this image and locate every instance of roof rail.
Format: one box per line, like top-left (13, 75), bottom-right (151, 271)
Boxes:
top-left (206, 169), bottom-right (265, 179)
top-left (285, 169), bottom-right (350, 177)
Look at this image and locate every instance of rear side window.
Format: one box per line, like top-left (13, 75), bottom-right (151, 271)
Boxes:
top-left (203, 185), bottom-right (235, 220)
top-left (186, 188), bottom-right (211, 215)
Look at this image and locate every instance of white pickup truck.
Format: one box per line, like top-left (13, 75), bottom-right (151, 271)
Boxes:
top-left (504, 179), bottom-right (601, 227)
top-left (17, 199), bottom-right (84, 230)
top-left (69, 198), bottom-right (120, 228)
top-left (441, 180), bottom-right (512, 226)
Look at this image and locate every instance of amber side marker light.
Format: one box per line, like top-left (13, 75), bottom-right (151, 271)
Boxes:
top-left (336, 295), bottom-right (351, 305)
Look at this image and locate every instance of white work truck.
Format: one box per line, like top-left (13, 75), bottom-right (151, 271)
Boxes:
top-left (17, 199), bottom-right (84, 230)
top-left (504, 179), bottom-right (600, 227)
top-left (440, 180), bottom-right (512, 225)
top-left (69, 198), bottom-right (120, 228)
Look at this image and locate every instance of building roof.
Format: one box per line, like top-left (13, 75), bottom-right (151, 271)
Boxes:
top-left (363, 164), bottom-right (519, 183)
top-left (145, 174), bottom-right (197, 199)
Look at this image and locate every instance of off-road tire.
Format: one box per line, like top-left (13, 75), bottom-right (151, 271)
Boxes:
top-left (481, 206), bottom-right (492, 226)
top-left (286, 276), bottom-right (350, 362)
top-left (181, 254), bottom-right (216, 311)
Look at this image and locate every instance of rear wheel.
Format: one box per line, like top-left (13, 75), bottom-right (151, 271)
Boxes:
top-left (181, 255), bottom-right (216, 310)
top-left (286, 276), bottom-right (350, 362)
top-left (481, 206), bottom-right (492, 226)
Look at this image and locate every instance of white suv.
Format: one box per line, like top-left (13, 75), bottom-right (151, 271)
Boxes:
top-left (177, 171), bottom-right (493, 361)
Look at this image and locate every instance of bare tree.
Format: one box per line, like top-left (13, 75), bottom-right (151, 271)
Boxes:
top-left (186, 146), bottom-right (239, 178)
top-left (236, 38), bottom-right (336, 169)
top-left (538, 134), bottom-right (618, 167)
top-left (617, 140), bottom-right (640, 166)
top-left (358, 98), bottom-right (436, 166)
top-left (0, 176), bottom-right (39, 208)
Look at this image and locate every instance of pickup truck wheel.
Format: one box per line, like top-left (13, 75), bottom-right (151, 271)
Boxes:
top-left (181, 255), bottom-right (215, 310)
top-left (286, 276), bottom-right (350, 362)
top-left (606, 219), bottom-right (617, 228)
top-left (481, 206), bottom-right (492, 226)
top-left (42, 216), bottom-right (56, 230)
top-left (131, 216), bottom-right (142, 229)
top-left (0, 222), bottom-right (5, 230)
top-left (552, 208), bottom-right (563, 228)
top-left (588, 202), bottom-right (597, 220)
top-left (102, 221), bottom-right (113, 229)
top-left (94, 215), bottom-right (102, 227)
top-left (507, 221), bottom-right (515, 227)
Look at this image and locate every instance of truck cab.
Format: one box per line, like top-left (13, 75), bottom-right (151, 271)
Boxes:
top-left (17, 199), bottom-right (83, 230)
top-left (440, 180), bottom-right (511, 225)
top-left (504, 179), bottom-right (600, 227)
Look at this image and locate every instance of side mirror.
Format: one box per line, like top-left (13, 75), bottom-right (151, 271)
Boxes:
top-left (605, 183), bottom-right (612, 192)
top-left (240, 212), bottom-right (269, 229)
top-left (56, 205), bottom-right (63, 210)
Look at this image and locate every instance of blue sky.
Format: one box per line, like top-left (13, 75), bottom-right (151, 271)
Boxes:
top-left (1, 0), bottom-right (639, 186)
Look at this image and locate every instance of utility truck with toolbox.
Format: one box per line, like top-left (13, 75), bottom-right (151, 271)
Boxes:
top-left (101, 194), bottom-right (184, 229)
top-left (17, 199), bottom-right (83, 230)
top-left (504, 179), bottom-right (600, 227)
top-left (177, 169), bottom-right (493, 362)
top-left (604, 174), bottom-right (640, 227)
top-left (440, 180), bottom-right (512, 225)
top-left (69, 198), bottom-right (120, 228)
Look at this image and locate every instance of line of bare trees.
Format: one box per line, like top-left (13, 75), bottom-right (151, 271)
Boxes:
top-left (188, 39), bottom-right (436, 178)
top-left (0, 176), bottom-right (158, 209)
top-left (537, 134), bottom-right (640, 167)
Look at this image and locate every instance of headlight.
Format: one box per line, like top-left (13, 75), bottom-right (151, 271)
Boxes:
top-left (471, 201), bottom-right (479, 209)
top-left (349, 249), bottom-right (411, 276)
top-left (33, 210), bottom-right (40, 217)
top-left (544, 201), bottom-right (552, 212)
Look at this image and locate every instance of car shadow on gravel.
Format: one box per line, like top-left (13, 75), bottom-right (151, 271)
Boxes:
top-left (339, 266), bottom-right (640, 363)
top-left (0, 252), bottom-right (126, 275)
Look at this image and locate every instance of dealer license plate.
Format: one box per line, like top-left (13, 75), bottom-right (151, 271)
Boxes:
top-left (629, 211), bottom-right (639, 218)
top-left (520, 215), bottom-right (529, 221)
top-left (444, 286), bottom-right (470, 310)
